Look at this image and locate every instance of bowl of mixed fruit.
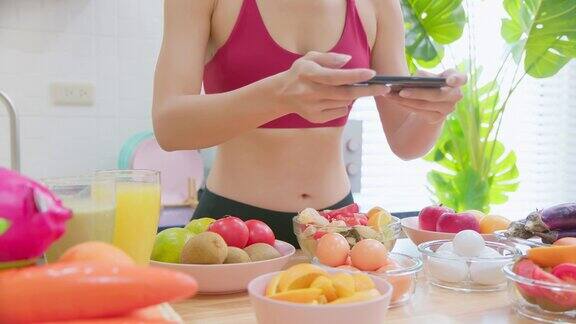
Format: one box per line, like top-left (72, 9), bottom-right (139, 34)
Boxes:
top-left (150, 217), bottom-right (295, 294)
top-left (292, 204), bottom-right (401, 259)
top-left (504, 242), bottom-right (576, 323)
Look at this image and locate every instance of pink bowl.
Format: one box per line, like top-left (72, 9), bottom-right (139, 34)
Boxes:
top-left (151, 240), bottom-right (295, 294)
top-left (401, 216), bottom-right (496, 246)
top-left (248, 270), bottom-right (393, 324)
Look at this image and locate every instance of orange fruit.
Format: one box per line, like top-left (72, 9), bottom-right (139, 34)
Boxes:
top-left (59, 241), bottom-right (134, 265)
top-left (479, 215), bottom-right (511, 234)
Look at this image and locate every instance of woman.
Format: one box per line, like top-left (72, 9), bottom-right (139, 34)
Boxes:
top-left (153, 0), bottom-right (466, 246)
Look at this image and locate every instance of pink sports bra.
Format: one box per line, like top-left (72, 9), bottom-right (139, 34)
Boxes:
top-left (203, 0), bottom-right (371, 128)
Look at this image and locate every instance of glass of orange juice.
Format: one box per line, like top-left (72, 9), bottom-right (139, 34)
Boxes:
top-left (42, 175), bottom-right (117, 262)
top-left (96, 169), bottom-right (161, 265)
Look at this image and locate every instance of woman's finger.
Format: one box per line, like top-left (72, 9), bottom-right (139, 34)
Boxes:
top-left (441, 69), bottom-right (468, 87)
top-left (327, 84), bottom-right (390, 100)
top-left (303, 67), bottom-right (376, 86)
top-left (398, 87), bottom-right (463, 103)
top-left (386, 95), bottom-right (454, 114)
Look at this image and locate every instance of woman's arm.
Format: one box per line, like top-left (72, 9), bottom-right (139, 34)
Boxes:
top-left (370, 0), bottom-right (466, 160)
top-left (153, 0), bottom-right (388, 151)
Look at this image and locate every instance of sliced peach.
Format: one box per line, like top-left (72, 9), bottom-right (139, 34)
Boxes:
top-left (310, 276), bottom-right (338, 302)
top-left (265, 272), bottom-right (284, 296)
top-left (269, 288), bottom-right (324, 304)
top-left (331, 272), bottom-right (356, 298)
top-left (352, 273), bottom-right (375, 292)
top-left (329, 289), bottom-right (380, 304)
top-left (277, 264), bottom-right (327, 292)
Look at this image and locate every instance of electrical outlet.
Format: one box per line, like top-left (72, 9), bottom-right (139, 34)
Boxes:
top-left (50, 82), bottom-right (94, 106)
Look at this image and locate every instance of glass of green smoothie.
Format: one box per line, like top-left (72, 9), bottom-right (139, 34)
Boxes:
top-left (42, 175), bottom-right (117, 262)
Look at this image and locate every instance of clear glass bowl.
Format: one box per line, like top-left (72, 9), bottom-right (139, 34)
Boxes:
top-left (418, 240), bottom-right (521, 292)
top-left (312, 252), bottom-right (422, 308)
top-left (503, 263), bottom-right (576, 323)
top-left (293, 216), bottom-right (402, 258)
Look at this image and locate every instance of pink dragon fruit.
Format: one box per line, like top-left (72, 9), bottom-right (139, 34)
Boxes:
top-left (0, 168), bottom-right (71, 262)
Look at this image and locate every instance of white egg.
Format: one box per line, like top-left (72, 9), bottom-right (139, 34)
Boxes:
top-left (477, 247), bottom-right (500, 258)
top-left (437, 242), bottom-right (454, 252)
top-left (453, 230), bottom-right (485, 257)
top-left (428, 250), bottom-right (468, 283)
top-left (470, 260), bottom-right (508, 285)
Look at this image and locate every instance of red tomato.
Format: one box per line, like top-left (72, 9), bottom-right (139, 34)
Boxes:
top-left (533, 265), bottom-right (576, 309)
top-left (513, 259), bottom-right (540, 298)
top-left (245, 220), bottom-right (275, 246)
top-left (209, 216), bottom-right (249, 248)
top-left (552, 263), bottom-right (576, 284)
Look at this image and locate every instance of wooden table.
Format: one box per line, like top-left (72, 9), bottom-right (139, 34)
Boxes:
top-left (172, 239), bottom-right (539, 324)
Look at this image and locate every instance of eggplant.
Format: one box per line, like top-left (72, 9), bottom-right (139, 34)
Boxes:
top-left (525, 203), bottom-right (576, 233)
top-left (534, 229), bottom-right (576, 244)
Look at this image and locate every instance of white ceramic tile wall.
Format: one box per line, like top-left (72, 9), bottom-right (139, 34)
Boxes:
top-left (0, 0), bottom-right (162, 179)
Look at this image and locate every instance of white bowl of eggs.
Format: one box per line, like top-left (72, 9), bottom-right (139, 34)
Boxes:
top-left (418, 230), bottom-right (522, 292)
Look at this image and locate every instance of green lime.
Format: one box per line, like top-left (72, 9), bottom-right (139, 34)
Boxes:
top-left (185, 217), bottom-right (215, 235)
top-left (151, 227), bottom-right (194, 263)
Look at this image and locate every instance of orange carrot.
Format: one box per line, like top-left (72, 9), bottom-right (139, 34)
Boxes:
top-left (0, 262), bottom-right (197, 323)
top-left (527, 245), bottom-right (576, 268)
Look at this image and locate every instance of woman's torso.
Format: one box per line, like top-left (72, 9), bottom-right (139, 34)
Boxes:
top-left (203, 0), bottom-right (377, 212)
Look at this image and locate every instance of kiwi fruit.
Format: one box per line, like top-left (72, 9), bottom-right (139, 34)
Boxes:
top-left (181, 232), bottom-right (228, 264)
top-left (224, 247), bottom-right (251, 264)
top-left (243, 243), bottom-right (281, 262)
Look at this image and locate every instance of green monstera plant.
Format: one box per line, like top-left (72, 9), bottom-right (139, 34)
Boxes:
top-left (401, 0), bottom-right (576, 212)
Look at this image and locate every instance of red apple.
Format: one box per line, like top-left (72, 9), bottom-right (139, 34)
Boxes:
top-left (436, 212), bottom-right (480, 233)
top-left (245, 219), bottom-right (275, 246)
top-left (209, 216), bottom-right (249, 248)
top-left (418, 205), bottom-right (454, 231)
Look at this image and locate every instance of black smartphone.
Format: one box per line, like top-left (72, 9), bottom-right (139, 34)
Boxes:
top-left (356, 76), bottom-right (447, 91)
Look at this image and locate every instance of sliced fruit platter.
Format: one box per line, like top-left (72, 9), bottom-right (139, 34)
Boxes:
top-left (293, 203), bottom-right (401, 258)
top-left (150, 216), bottom-right (295, 294)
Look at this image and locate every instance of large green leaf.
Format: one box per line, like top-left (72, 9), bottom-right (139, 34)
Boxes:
top-left (402, 0), bottom-right (466, 66)
top-left (502, 0), bottom-right (576, 78)
top-left (425, 65), bottom-right (520, 212)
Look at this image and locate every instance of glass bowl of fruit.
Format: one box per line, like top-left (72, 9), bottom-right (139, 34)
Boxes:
top-left (504, 259), bottom-right (576, 323)
top-left (418, 230), bottom-right (522, 292)
top-left (312, 251), bottom-right (423, 308)
top-left (293, 204), bottom-right (401, 259)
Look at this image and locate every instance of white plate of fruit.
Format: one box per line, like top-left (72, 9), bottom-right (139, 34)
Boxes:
top-left (150, 216), bottom-right (295, 294)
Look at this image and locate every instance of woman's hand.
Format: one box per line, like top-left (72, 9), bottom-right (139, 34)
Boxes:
top-left (384, 69), bottom-right (467, 124)
top-left (272, 52), bottom-right (390, 123)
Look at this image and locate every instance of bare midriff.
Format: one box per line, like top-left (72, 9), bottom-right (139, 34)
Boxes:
top-left (206, 127), bottom-right (351, 212)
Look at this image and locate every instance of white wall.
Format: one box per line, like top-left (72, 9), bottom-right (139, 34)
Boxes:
top-left (0, 0), bottom-right (162, 178)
